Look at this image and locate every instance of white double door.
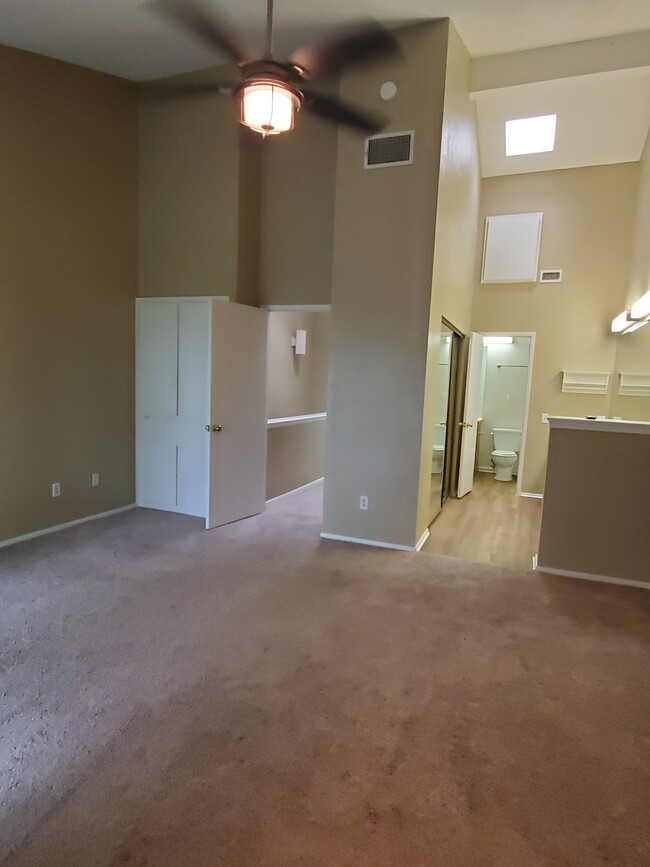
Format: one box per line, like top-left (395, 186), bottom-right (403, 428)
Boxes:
top-left (136, 297), bottom-right (268, 528)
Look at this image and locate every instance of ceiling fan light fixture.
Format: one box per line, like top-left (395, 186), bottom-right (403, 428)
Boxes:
top-left (238, 81), bottom-right (300, 136)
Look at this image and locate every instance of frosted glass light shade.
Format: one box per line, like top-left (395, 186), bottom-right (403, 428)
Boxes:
top-left (240, 82), bottom-right (298, 135)
top-left (483, 335), bottom-right (514, 345)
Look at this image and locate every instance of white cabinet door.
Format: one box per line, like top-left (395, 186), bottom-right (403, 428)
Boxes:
top-left (207, 301), bottom-right (268, 529)
top-left (457, 333), bottom-right (484, 498)
top-left (136, 299), bottom-right (210, 517)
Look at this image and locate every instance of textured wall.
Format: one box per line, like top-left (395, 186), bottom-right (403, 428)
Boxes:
top-left (471, 162), bottom-right (638, 494)
top-left (323, 22), bottom-right (450, 548)
top-left (0, 45), bottom-right (138, 543)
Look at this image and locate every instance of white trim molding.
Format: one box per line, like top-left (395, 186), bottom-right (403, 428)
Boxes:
top-left (415, 529), bottom-right (430, 551)
top-left (535, 564), bottom-right (649, 591)
top-left (265, 477), bottom-right (324, 503)
top-left (267, 412), bottom-right (326, 428)
top-left (520, 491), bottom-right (544, 499)
top-left (321, 532), bottom-right (417, 552)
top-left (0, 504), bottom-right (136, 550)
top-left (549, 416), bottom-right (650, 435)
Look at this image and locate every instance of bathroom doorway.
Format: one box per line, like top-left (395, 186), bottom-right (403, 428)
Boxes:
top-left (476, 332), bottom-right (535, 497)
top-left (421, 331), bottom-right (541, 572)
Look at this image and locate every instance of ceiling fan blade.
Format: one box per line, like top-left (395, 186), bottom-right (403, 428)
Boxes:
top-left (148, 0), bottom-right (251, 65)
top-left (140, 81), bottom-right (234, 102)
top-left (302, 90), bottom-right (386, 134)
top-left (290, 21), bottom-right (400, 80)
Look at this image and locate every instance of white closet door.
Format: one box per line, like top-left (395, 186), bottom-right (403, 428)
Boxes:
top-left (136, 301), bottom-right (179, 511)
top-left (136, 299), bottom-right (210, 517)
top-left (207, 301), bottom-right (268, 529)
top-left (177, 301), bottom-right (210, 516)
top-left (457, 332), bottom-right (484, 498)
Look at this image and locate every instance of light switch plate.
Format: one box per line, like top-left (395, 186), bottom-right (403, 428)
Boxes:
top-left (541, 413), bottom-right (549, 424)
top-left (91, 472), bottom-right (100, 487)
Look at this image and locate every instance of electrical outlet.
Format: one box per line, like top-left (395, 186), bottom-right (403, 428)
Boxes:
top-left (51, 482), bottom-right (61, 497)
top-left (91, 472), bottom-right (100, 487)
top-left (359, 495), bottom-right (369, 511)
top-left (541, 413), bottom-right (549, 424)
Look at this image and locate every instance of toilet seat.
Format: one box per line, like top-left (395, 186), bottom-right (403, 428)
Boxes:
top-left (492, 449), bottom-right (517, 458)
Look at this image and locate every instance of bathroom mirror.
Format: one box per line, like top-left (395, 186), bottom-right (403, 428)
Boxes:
top-left (610, 323), bottom-right (650, 421)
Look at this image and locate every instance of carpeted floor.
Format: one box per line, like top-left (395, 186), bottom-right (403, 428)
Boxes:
top-left (1, 481), bottom-right (649, 866)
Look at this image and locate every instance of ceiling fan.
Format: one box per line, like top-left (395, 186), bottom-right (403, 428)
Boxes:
top-left (148, 0), bottom-right (400, 137)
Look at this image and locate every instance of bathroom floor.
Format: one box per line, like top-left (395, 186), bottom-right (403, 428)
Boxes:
top-left (422, 472), bottom-right (542, 572)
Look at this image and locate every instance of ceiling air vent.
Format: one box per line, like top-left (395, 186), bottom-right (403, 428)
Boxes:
top-left (364, 131), bottom-right (414, 169)
top-left (540, 269), bottom-right (562, 283)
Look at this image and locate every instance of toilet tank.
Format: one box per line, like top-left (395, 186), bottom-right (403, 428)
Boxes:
top-left (493, 428), bottom-right (522, 452)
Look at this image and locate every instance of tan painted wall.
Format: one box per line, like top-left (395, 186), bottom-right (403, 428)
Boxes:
top-left (611, 130), bottom-right (650, 422)
top-left (266, 312), bottom-right (330, 418)
top-left (471, 163), bottom-right (639, 494)
top-left (538, 427), bottom-right (650, 584)
top-left (323, 22), bottom-right (450, 548)
top-left (0, 45), bottom-right (138, 543)
top-left (259, 91), bottom-right (339, 308)
top-left (266, 422), bottom-right (327, 501)
top-left (138, 70), bottom-right (260, 303)
top-left (417, 23), bottom-right (481, 535)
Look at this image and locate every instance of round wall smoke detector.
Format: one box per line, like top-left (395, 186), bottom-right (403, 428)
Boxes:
top-left (379, 81), bottom-right (397, 102)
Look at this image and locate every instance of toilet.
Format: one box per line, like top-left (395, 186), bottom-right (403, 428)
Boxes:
top-left (431, 425), bottom-right (446, 474)
top-left (491, 428), bottom-right (522, 481)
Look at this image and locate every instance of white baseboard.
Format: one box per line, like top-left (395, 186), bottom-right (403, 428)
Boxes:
top-left (0, 504), bottom-right (136, 550)
top-left (478, 467), bottom-right (495, 474)
top-left (535, 563), bottom-right (649, 591)
top-left (266, 477), bottom-right (324, 503)
top-left (320, 532), bottom-right (420, 552)
top-left (520, 492), bottom-right (544, 499)
top-left (415, 529), bottom-right (430, 551)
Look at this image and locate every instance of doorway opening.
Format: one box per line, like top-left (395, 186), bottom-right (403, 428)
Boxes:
top-left (264, 305), bottom-right (331, 504)
top-left (422, 331), bottom-right (541, 571)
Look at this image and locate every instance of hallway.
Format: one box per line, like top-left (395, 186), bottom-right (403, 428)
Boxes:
top-left (422, 473), bottom-right (542, 571)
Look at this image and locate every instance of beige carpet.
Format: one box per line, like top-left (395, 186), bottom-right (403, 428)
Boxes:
top-left (1, 481), bottom-right (649, 866)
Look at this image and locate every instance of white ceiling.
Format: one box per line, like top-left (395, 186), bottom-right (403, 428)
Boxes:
top-left (475, 68), bottom-right (650, 177)
top-left (1, 0), bottom-right (650, 81)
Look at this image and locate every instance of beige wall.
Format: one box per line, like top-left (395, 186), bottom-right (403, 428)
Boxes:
top-left (323, 22), bottom-right (451, 548)
top-left (417, 23), bottom-right (481, 534)
top-left (0, 45), bottom-right (138, 544)
top-left (625, 129), bottom-right (650, 309)
top-left (138, 70), bottom-right (260, 303)
top-left (538, 427), bottom-right (650, 584)
top-left (259, 90), bottom-right (339, 308)
top-left (266, 422), bottom-right (327, 501)
top-left (266, 312), bottom-right (330, 418)
top-left (611, 130), bottom-right (650, 422)
top-left (471, 163), bottom-right (639, 494)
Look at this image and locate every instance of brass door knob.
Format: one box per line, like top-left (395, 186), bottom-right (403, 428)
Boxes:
top-left (205, 424), bottom-right (223, 432)
top-left (458, 421), bottom-right (474, 428)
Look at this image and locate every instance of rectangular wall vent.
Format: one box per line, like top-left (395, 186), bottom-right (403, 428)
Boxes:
top-left (540, 269), bottom-right (563, 283)
top-left (364, 131), bottom-right (414, 169)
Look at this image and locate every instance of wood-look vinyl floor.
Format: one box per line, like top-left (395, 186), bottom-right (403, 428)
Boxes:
top-left (422, 472), bottom-right (542, 572)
